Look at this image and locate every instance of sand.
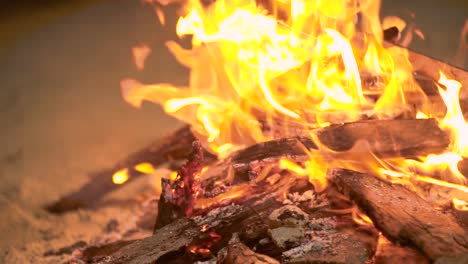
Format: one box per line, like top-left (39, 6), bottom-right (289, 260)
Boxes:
top-left (0, 0), bottom-right (465, 263)
top-left (0, 0), bottom-right (181, 262)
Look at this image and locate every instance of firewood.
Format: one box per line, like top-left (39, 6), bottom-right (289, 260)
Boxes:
top-left (218, 239), bottom-right (280, 264)
top-left (45, 125), bottom-right (215, 213)
top-left (233, 118), bottom-right (448, 165)
top-left (154, 140), bottom-right (205, 230)
top-left (93, 173), bottom-right (380, 264)
top-left (98, 171), bottom-right (304, 264)
top-left (43, 241), bottom-right (87, 257)
top-left (330, 168), bottom-right (468, 260)
top-left (79, 240), bottom-right (137, 263)
top-left (198, 118), bottom-right (448, 198)
top-left (158, 118), bottom-right (448, 234)
top-left (373, 236), bottom-right (429, 264)
top-left (96, 202), bottom-right (284, 264)
top-left (408, 49), bottom-right (468, 99)
top-left (45, 70), bottom-right (460, 214)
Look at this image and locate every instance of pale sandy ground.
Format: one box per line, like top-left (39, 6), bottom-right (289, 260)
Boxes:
top-left (0, 0), bottom-right (182, 262)
top-left (0, 0), bottom-right (466, 263)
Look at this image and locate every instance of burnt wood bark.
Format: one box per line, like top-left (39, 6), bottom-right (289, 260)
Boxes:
top-left (154, 141), bottom-right (204, 230)
top-left (98, 172), bottom-right (306, 264)
top-left (408, 49), bottom-right (468, 98)
top-left (219, 240), bottom-right (280, 264)
top-left (45, 126), bottom-right (215, 213)
top-left (45, 98), bottom-right (455, 214)
top-left (158, 119), bottom-right (449, 229)
top-left (233, 118), bottom-right (448, 165)
top-left (373, 236), bottom-right (429, 264)
top-left (90, 174), bottom-right (379, 264)
top-left (330, 168), bottom-right (468, 260)
top-left (199, 118), bottom-right (449, 196)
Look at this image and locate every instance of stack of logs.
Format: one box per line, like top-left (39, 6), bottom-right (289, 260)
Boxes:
top-left (62, 117), bottom-right (468, 264)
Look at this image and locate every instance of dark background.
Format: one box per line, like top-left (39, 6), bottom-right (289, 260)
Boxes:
top-left (1, 0), bottom-right (467, 66)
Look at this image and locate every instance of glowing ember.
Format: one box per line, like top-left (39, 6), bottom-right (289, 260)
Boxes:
top-left (352, 209), bottom-right (374, 226)
top-left (112, 168), bottom-right (129, 185)
top-left (169, 171), bottom-right (178, 181)
top-left (134, 162), bottom-right (156, 174)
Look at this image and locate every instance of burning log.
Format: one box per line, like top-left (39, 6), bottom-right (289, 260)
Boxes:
top-left (373, 236), bottom-right (429, 264)
top-left (381, 26), bottom-right (468, 98)
top-left (409, 50), bottom-right (468, 98)
top-left (156, 118), bottom-right (449, 228)
top-left (330, 168), bottom-right (468, 261)
top-left (73, 116), bottom-right (454, 263)
top-left (46, 125), bottom-right (215, 213)
top-left (233, 118), bottom-right (448, 166)
top-left (95, 178), bottom-right (293, 264)
top-left (92, 172), bottom-right (379, 264)
top-left (96, 204), bottom-right (275, 264)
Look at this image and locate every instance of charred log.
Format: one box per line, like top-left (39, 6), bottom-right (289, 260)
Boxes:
top-left (96, 203), bottom-right (282, 264)
top-left (330, 168), bottom-right (468, 260)
top-left (94, 177), bottom-right (379, 264)
top-left (232, 118), bottom-right (448, 166)
top-left (46, 126), bottom-right (215, 213)
top-left (373, 236), bottom-right (429, 264)
top-left (218, 238), bottom-right (280, 264)
top-left (154, 140), bottom-right (204, 230)
top-left (408, 49), bottom-right (468, 98)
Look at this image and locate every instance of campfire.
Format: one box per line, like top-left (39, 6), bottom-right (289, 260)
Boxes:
top-left (46, 0), bottom-right (468, 263)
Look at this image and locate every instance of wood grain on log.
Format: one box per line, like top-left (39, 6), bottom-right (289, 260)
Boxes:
top-left (408, 50), bottom-right (468, 99)
top-left (99, 173), bottom-right (303, 264)
top-left (373, 236), bottom-right (428, 264)
top-left (199, 118), bottom-right (449, 194)
top-left (98, 203), bottom-right (281, 264)
top-left (330, 168), bottom-right (468, 260)
top-left (233, 118), bottom-right (448, 165)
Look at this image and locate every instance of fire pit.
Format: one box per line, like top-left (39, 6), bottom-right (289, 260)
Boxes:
top-left (43, 0), bottom-right (468, 263)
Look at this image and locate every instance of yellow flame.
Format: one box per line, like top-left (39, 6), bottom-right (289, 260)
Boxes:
top-left (394, 71), bottom-right (468, 193)
top-left (415, 175), bottom-right (468, 193)
top-left (438, 71), bottom-right (468, 157)
top-left (416, 111), bottom-right (429, 119)
top-left (406, 153), bottom-right (465, 184)
top-left (112, 168), bottom-right (129, 185)
top-left (352, 209), bottom-right (373, 226)
top-left (122, 0), bottom-right (420, 156)
top-left (453, 198), bottom-right (468, 211)
top-left (120, 0), bottom-right (468, 206)
top-left (169, 171), bottom-right (178, 182)
top-left (134, 162), bottom-right (156, 174)
top-left (279, 149), bottom-right (328, 192)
